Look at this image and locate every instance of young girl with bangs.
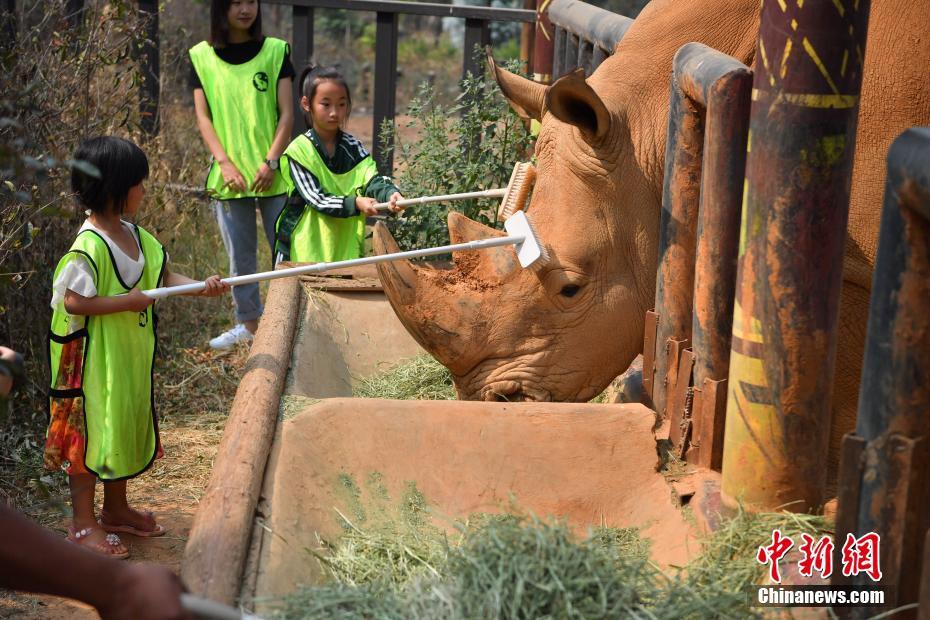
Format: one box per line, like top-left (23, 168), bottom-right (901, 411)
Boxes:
top-left (46, 136), bottom-right (228, 559)
top-left (274, 65), bottom-right (405, 263)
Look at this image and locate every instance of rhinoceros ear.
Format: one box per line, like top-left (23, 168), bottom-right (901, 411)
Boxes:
top-left (545, 68), bottom-right (611, 143)
top-left (486, 47), bottom-right (546, 121)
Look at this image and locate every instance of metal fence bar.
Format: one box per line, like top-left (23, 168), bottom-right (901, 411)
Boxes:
top-left (591, 44), bottom-right (608, 72)
top-left (564, 32), bottom-right (578, 76)
top-left (291, 6), bottom-right (314, 135)
top-left (552, 26), bottom-right (566, 80)
top-left (577, 39), bottom-right (592, 75)
top-left (687, 45), bottom-right (751, 470)
top-left (720, 0), bottom-right (871, 513)
top-left (372, 11), bottom-right (398, 172)
top-left (462, 18), bottom-right (490, 82)
top-left (264, 0), bottom-right (533, 22)
top-left (832, 127), bottom-right (930, 617)
top-left (549, 0), bottom-right (632, 58)
top-left (652, 43), bottom-right (751, 449)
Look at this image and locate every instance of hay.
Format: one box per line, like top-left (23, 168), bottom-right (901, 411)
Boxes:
top-left (272, 496), bottom-right (833, 620)
top-left (353, 354), bottom-right (456, 401)
top-left (353, 355), bottom-right (613, 403)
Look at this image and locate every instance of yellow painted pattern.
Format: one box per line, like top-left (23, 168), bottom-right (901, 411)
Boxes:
top-left (831, 0), bottom-right (845, 18)
top-left (802, 37), bottom-right (841, 94)
top-left (731, 299), bottom-right (765, 344)
top-left (721, 346), bottom-right (785, 508)
top-left (779, 38), bottom-right (793, 79)
top-left (738, 178), bottom-right (750, 256)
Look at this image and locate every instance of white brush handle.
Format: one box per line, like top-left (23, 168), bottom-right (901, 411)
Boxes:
top-left (143, 235), bottom-right (525, 300)
top-left (373, 188), bottom-right (506, 211)
top-left (180, 594), bottom-right (263, 620)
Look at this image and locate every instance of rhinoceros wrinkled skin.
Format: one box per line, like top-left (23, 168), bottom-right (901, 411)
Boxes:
top-left (374, 0), bottom-right (930, 465)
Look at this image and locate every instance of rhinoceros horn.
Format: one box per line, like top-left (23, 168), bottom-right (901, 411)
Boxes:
top-left (545, 68), bottom-right (612, 143)
top-left (486, 46), bottom-right (547, 121)
top-left (373, 221), bottom-right (488, 372)
top-left (447, 211), bottom-right (519, 281)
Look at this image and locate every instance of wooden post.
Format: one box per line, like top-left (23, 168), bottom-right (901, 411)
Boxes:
top-left (532, 0), bottom-right (553, 83)
top-left (519, 0), bottom-right (534, 76)
top-left (182, 276), bottom-right (301, 604)
top-left (137, 0), bottom-right (159, 134)
top-left (291, 5), bottom-right (313, 136)
top-left (372, 11), bottom-right (398, 173)
top-left (462, 17), bottom-right (490, 82)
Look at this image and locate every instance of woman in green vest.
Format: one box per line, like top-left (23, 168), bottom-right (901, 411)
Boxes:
top-left (274, 65), bottom-right (405, 263)
top-left (190, 0), bottom-right (294, 349)
top-left (45, 137), bottom-right (229, 559)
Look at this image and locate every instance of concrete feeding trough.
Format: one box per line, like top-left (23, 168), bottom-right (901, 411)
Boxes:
top-left (181, 265), bottom-right (698, 608)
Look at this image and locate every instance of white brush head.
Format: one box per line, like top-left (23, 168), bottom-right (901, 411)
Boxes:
top-left (504, 210), bottom-right (550, 271)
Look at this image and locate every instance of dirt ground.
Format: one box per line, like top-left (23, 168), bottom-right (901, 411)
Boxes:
top-left (0, 347), bottom-right (245, 619)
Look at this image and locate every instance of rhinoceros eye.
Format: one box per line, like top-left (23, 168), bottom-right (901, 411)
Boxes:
top-left (560, 284), bottom-right (580, 298)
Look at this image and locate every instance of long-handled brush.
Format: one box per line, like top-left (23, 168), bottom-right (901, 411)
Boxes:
top-left (372, 162), bottom-right (535, 221)
top-left (181, 594), bottom-right (263, 619)
top-left (142, 209), bottom-right (548, 300)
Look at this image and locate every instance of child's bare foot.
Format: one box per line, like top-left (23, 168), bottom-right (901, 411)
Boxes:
top-left (99, 506), bottom-right (167, 537)
top-left (68, 524), bottom-right (129, 559)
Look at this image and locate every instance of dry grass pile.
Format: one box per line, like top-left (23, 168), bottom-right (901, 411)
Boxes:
top-left (353, 354), bottom-right (455, 401)
top-left (269, 485), bottom-right (832, 620)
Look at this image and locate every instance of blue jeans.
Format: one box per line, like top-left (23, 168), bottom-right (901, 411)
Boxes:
top-left (213, 195), bottom-right (287, 323)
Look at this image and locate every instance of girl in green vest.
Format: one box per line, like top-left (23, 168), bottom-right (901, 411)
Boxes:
top-left (46, 137), bottom-right (229, 559)
top-left (190, 0), bottom-right (294, 349)
top-left (274, 65), bottom-right (405, 263)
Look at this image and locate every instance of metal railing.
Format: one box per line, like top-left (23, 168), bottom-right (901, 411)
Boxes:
top-left (264, 0), bottom-right (535, 171)
top-left (549, 0), bottom-right (633, 79)
top-left (832, 126), bottom-right (930, 617)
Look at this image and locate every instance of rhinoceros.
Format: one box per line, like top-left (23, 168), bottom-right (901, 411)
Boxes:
top-left (373, 0), bottom-right (930, 462)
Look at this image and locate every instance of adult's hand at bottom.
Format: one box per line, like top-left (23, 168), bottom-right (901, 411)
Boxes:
top-left (98, 563), bottom-right (192, 620)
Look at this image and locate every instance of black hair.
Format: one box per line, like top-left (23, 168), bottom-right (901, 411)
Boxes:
top-left (299, 64), bottom-right (352, 126)
top-left (71, 136), bottom-right (149, 215)
top-left (210, 0), bottom-right (263, 47)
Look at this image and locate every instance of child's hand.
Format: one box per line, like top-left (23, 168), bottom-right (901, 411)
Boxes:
top-left (219, 160), bottom-right (247, 193)
top-left (199, 275), bottom-right (230, 297)
top-left (388, 192), bottom-right (405, 213)
top-left (124, 288), bottom-right (156, 312)
top-left (355, 197), bottom-right (379, 216)
top-left (250, 162), bottom-right (275, 193)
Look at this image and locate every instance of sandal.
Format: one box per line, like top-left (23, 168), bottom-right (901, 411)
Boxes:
top-left (99, 509), bottom-right (167, 538)
top-left (68, 525), bottom-right (130, 560)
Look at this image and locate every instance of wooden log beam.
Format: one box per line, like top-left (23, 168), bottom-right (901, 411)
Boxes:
top-left (181, 276), bottom-right (302, 605)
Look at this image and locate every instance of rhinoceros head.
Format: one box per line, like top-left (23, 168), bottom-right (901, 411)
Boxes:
top-left (374, 54), bottom-right (661, 402)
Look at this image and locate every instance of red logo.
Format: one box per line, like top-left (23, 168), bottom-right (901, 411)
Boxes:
top-left (756, 529), bottom-right (794, 583)
top-left (798, 534), bottom-right (834, 579)
top-left (841, 532), bottom-right (883, 582)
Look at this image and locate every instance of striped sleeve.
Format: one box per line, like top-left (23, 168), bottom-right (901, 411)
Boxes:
top-left (288, 157), bottom-right (358, 218)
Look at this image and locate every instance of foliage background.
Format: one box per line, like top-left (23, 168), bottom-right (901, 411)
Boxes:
top-left (0, 0), bottom-right (641, 509)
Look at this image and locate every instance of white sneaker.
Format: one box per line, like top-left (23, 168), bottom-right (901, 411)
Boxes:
top-left (209, 324), bottom-right (254, 349)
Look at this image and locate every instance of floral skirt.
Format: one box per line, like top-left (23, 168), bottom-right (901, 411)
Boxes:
top-left (44, 337), bottom-right (163, 477)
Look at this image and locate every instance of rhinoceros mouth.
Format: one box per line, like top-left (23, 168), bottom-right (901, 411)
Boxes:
top-left (479, 380), bottom-right (551, 403)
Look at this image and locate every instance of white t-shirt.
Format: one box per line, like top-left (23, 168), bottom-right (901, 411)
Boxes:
top-left (50, 220), bottom-right (145, 310)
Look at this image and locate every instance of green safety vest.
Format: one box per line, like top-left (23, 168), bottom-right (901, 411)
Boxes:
top-left (276, 134), bottom-right (377, 262)
top-left (189, 37), bottom-right (289, 200)
top-left (47, 226), bottom-right (166, 480)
